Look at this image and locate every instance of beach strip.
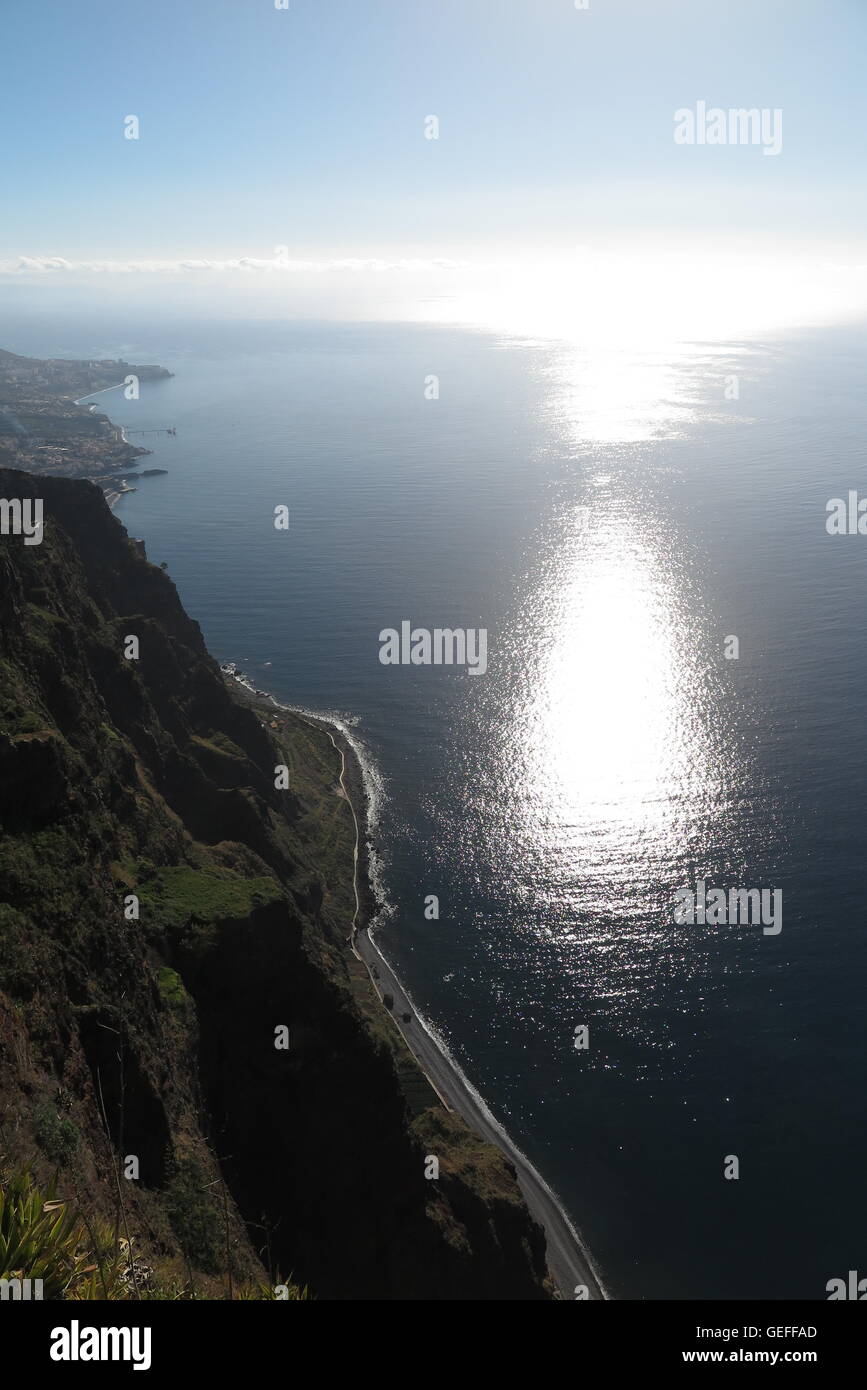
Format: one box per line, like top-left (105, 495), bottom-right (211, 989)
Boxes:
top-left (224, 665), bottom-right (609, 1301)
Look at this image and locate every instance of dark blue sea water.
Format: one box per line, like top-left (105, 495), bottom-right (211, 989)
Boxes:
top-left (7, 312), bottom-right (867, 1299)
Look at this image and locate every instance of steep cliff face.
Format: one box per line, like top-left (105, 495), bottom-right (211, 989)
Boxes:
top-left (0, 468), bottom-right (551, 1299)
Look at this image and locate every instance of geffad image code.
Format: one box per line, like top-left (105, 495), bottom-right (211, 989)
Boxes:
top-left (0, 0), bottom-right (864, 1371)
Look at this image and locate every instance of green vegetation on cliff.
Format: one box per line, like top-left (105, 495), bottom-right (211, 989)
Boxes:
top-left (0, 467), bottom-right (550, 1300)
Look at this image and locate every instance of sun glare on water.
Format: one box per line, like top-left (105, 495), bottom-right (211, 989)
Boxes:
top-left (455, 250), bottom-right (785, 937)
top-left (431, 248), bottom-right (864, 352)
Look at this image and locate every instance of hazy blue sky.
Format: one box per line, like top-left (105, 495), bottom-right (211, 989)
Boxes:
top-left (2, 0), bottom-right (866, 329)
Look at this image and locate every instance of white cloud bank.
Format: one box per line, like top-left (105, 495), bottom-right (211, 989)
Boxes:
top-left (1, 255), bottom-right (467, 275)
top-left (3, 246), bottom-right (866, 342)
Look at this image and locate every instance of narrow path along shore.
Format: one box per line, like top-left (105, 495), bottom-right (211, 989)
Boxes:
top-left (354, 922), bottom-right (608, 1301)
top-left (309, 712), bottom-right (609, 1303)
top-left (224, 670), bottom-right (608, 1300)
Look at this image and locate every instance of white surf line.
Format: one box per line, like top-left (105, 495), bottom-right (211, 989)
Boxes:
top-left (315, 721), bottom-right (361, 934)
top-left (310, 714), bottom-right (608, 1300)
top-left (364, 924), bottom-right (610, 1299)
top-left (300, 715), bottom-right (456, 1116)
top-left (233, 681), bottom-right (364, 939)
top-left (226, 670), bottom-right (608, 1297)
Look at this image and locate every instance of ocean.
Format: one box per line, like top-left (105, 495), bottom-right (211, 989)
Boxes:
top-left (8, 311), bottom-right (867, 1299)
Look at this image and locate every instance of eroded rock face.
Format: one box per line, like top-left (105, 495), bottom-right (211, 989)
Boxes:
top-left (0, 468), bottom-right (551, 1300)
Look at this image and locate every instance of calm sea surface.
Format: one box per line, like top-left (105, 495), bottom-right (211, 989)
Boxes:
top-left (8, 312), bottom-right (867, 1298)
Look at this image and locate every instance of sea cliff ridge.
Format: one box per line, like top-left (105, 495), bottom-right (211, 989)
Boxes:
top-left (0, 466), bottom-right (553, 1299)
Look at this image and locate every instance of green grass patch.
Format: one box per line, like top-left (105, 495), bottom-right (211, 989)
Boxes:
top-left (157, 965), bottom-right (188, 1011)
top-left (134, 863), bottom-right (282, 930)
top-left (197, 731), bottom-right (247, 759)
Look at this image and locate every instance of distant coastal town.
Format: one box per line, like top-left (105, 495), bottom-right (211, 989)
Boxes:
top-left (0, 346), bottom-right (172, 505)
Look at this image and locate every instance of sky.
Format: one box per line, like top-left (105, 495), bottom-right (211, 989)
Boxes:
top-left (2, 0), bottom-right (866, 334)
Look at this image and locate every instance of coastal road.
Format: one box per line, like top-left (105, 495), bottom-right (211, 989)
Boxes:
top-left (300, 707), bottom-right (608, 1301)
top-left (354, 924), bottom-right (608, 1301)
